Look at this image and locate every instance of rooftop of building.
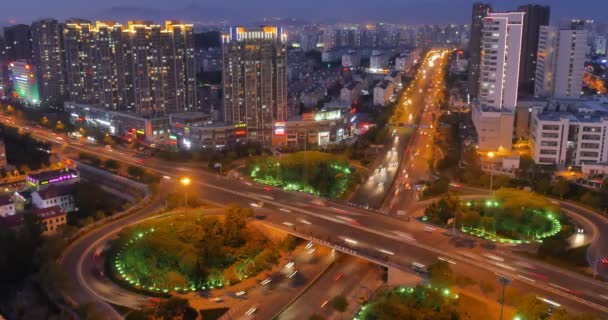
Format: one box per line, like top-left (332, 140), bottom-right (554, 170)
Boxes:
top-left (344, 81), bottom-right (361, 90)
top-left (387, 70), bottom-right (400, 78)
top-left (0, 194), bottom-right (13, 207)
top-left (0, 213), bottom-right (23, 228)
top-left (27, 168), bottom-right (78, 182)
top-left (169, 112), bottom-right (212, 123)
top-left (34, 206), bottom-right (66, 220)
top-left (35, 184), bottom-right (75, 200)
top-left (536, 110), bottom-right (608, 123)
top-left (376, 80), bottom-right (392, 89)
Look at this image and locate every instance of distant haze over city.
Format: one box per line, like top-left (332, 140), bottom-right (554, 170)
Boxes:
top-left (1, 0), bottom-right (608, 26)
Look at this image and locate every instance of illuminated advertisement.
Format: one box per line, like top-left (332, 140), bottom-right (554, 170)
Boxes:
top-left (314, 110), bottom-right (342, 121)
top-left (318, 131), bottom-right (330, 145)
top-left (274, 121), bottom-right (286, 135)
top-left (26, 169), bottom-right (79, 188)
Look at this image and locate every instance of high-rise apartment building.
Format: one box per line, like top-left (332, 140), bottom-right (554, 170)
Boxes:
top-left (63, 20), bottom-right (196, 116)
top-left (31, 19), bottom-right (65, 105)
top-left (534, 26), bottom-right (587, 98)
top-left (517, 4), bottom-right (550, 96)
top-left (467, 3), bottom-right (492, 98)
top-left (472, 11), bottom-right (525, 152)
top-left (222, 26), bottom-right (287, 145)
top-left (3, 24), bottom-right (32, 61)
top-left (478, 12), bottom-right (525, 111)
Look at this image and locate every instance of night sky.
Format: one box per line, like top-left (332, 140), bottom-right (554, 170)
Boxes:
top-left (1, 0), bottom-right (607, 26)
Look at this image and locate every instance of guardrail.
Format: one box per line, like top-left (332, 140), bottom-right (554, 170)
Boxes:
top-left (49, 166), bottom-right (153, 319)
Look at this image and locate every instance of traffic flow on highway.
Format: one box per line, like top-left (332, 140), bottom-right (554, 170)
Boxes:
top-left (1, 50), bottom-right (607, 319)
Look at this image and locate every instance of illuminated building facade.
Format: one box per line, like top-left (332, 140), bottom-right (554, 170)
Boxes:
top-left (9, 60), bottom-right (40, 105)
top-left (222, 26), bottom-right (287, 145)
top-left (472, 11), bottom-right (525, 152)
top-left (31, 19), bottom-right (66, 105)
top-left (63, 21), bottom-right (196, 116)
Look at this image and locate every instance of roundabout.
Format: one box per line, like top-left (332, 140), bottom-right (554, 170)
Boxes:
top-left (108, 206), bottom-right (287, 296)
top-left (423, 189), bottom-right (567, 245)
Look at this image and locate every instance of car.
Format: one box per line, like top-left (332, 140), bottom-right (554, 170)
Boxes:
top-left (320, 299), bottom-right (330, 308)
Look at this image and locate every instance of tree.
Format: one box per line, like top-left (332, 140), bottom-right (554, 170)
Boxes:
top-left (479, 280), bottom-right (496, 296)
top-left (427, 260), bottom-right (453, 289)
top-left (155, 297), bottom-right (197, 320)
top-left (580, 192), bottom-right (602, 209)
top-left (127, 165), bottom-right (145, 178)
top-left (516, 294), bottom-right (547, 320)
top-left (534, 176), bottom-right (552, 194)
top-left (331, 295), bottom-right (349, 313)
top-left (104, 159), bottom-right (120, 170)
top-left (552, 178), bottom-right (570, 200)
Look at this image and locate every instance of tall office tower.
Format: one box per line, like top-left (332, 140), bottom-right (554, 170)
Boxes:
top-left (63, 20), bottom-right (196, 116)
top-left (472, 11), bottom-right (525, 152)
top-left (31, 19), bottom-right (65, 105)
top-left (3, 24), bottom-right (32, 61)
top-left (593, 35), bottom-right (607, 56)
top-left (568, 19), bottom-right (595, 59)
top-left (222, 26), bottom-right (287, 145)
top-left (534, 26), bottom-right (557, 97)
top-left (517, 4), bottom-right (550, 96)
top-left (321, 26), bottom-right (336, 50)
top-left (535, 27), bottom-right (587, 99)
top-left (467, 3), bottom-right (492, 98)
top-left (0, 34), bottom-right (8, 95)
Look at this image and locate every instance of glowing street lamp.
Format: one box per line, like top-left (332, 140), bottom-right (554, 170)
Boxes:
top-left (488, 152), bottom-right (495, 191)
top-left (180, 177), bottom-right (191, 207)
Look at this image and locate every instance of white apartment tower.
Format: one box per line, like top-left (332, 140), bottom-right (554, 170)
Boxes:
top-left (472, 11), bottom-right (525, 152)
top-left (478, 12), bottom-right (525, 110)
top-left (535, 27), bottom-right (587, 99)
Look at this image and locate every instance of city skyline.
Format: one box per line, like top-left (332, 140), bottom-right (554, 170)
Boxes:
top-left (1, 0), bottom-right (608, 26)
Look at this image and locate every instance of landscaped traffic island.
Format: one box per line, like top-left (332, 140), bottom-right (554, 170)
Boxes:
top-left (424, 189), bottom-right (563, 244)
top-left (353, 285), bottom-right (460, 320)
top-left (247, 151), bottom-right (359, 199)
top-left (108, 206), bottom-right (293, 294)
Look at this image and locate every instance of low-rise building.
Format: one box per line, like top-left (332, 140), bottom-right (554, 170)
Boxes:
top-left (36, 206), bottom-right (67, 236)
top-left (530, 110), bottom-right (608, 166)
top-left (342, 51), bottom-right (361, 68)
top-left (0, 194), bottom-right (15, 217)
top-left (300, 86), bottom-right (327, 108)
top-left (32, 185), bottom-right (76, 213)
top-left (471, 104), bottom-right (515, 152)
top-left (384, 71), bottom-right (402, 86)
top-left (582, 162), bottom-right (608, 176)
top-left (373, 80), bottom-right (395, 107)
top-left (170, 113), bottom-right (248, 150)
top-left (26, 168), bottom-right (80, 191)
top-left (369, 51), bottom-right (389, 72)
top-left (65, 102), bottom-right (171, 144)
top-left (340, 81), bottom-right (363, 105)
top-left (272, 110), bottom-right (350, 147)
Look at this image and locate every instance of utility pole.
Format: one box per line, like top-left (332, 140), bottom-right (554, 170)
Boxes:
top-left (497, 275), bottom-right (512, 320)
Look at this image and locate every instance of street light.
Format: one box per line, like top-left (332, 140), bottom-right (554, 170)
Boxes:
top-left (180, 177), bottom-right (191, 208)
top-left (497, 275), bottom-right (512, 320)
top-left (488, 152), bottom-right (495, 191)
